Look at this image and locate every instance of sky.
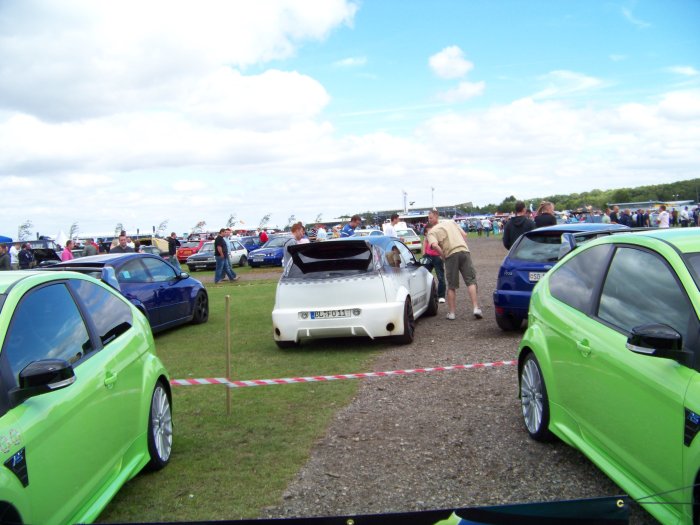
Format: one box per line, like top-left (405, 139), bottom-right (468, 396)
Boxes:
top-left (1, 0), bottom-right (699, 238)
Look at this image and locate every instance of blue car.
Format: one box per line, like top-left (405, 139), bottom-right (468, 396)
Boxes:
top-left (51, 253), bottom-right (208, 333)
top-left (493, 223), bottom-right (628, 331)
top-left (248, 235), bottom-right (293, 267)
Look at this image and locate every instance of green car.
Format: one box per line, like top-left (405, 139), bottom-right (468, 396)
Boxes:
top-left (0, 270), bottom-right (172, 524)
top-left (518, 228), bottom-right (700, 525)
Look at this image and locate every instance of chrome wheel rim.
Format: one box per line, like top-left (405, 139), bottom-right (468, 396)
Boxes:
top-left (151, 385), bottom-right (173, 462)
top-left (521, 358), bottom-right (544, 434)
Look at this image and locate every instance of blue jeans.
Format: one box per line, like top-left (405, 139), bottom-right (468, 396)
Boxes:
top-left (168, 255), bottom-right (181, 271)
top-left (427, 254), bottom-right (446, 299)
top-left (214, 256), bottom-right (237, 283)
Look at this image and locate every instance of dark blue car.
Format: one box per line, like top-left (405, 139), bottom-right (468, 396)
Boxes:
top-left (248, 235), bottom-right (293, 267)
top-left (493, 223), bottom-right (629, 331)
top-left (51, 253), bottom-right (208, 333)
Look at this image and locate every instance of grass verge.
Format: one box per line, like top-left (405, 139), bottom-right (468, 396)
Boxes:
top-left (98, 278), bottom-right (384, 522)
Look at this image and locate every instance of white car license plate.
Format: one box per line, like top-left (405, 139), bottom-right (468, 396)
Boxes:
top-left (311, 309), bottom-right (349, 319)
top-left (529, 271), bottom-right (546, 282)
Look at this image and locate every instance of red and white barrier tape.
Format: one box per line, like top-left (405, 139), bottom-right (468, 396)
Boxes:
top-left (170, 360), bottom-right (517, 389)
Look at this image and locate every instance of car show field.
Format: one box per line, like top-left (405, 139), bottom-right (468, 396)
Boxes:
top-left (91, 235), bottom-right (665, 524)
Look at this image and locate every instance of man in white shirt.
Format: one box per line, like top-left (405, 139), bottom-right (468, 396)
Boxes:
top-left (658, 205), bottom-right (670, 228)
top-left (383, 213), bottom-right (400, 237)
top-left (9, 242), bottom-right (20, 270)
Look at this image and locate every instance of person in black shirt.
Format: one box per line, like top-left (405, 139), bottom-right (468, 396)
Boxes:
top-left (534, 201), bottom-right (557, 228)
top-left (166, 232), bottom-right (181, 270)
top-left (503, 201), bottom-right (537, 250)
top-left (18, 243), bottom-right (34, 269)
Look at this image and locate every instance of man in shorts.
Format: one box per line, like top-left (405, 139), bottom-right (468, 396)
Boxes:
top-left (425, 209), bottom-right (482, 320)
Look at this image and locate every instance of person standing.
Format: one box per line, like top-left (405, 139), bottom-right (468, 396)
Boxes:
top-left (680, 207), bottom-right (690, 227)
top-left (383, 213), bottom-right (400, 237)
top-left (110, 234), bottom-right (135, 253)
top-left (259, 230), bottom-right (269, 244)
top-left (341, 215), bottom-right (361, 237)
top-left (534, 201), bottom-right (557, 227)
top-left (18, 243), bottom-right (34, 269)
top-left (83, 238), bottom-right (99, 256)
top-left (283, 223), bottom-right (306, 268)
top-left (503, 201), bottom-right (536, 250)
top-left (315, 224), bottom-right (328, 241)
top-left (422, 223), bottom-right (446, 303)
top-left (425, 210), bottom-right (482, 321)
top-left (609, 205), bottom-right (620, 224)
top-left (9, 242), bottom-right (20, 270)
top-left (658, 205), bottom-right (670, 228)
top-left (167, 232), bottom-right (181, 270)
top-left (61, 240), bottom-right (75, 261)
top-left (0, 244), bottom-right (10, 271)
top-left (214, 228), bottom-right (238, 284)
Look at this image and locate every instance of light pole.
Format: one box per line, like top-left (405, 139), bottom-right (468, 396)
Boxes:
top-left (431, 187), bottom-right (435, 209)
top-left (402, 190), bottom-right (408, 214)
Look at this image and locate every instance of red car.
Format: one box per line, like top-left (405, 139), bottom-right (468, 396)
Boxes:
top-left (176, 239), bottom-right (205, 262)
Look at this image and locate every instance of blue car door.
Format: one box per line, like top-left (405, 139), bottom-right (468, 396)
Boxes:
top-left (141, 256), bottom-right (191, 325)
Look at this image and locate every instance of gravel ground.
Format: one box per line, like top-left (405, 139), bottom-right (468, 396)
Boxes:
top-left (260, 236), bottom-right (659, 524)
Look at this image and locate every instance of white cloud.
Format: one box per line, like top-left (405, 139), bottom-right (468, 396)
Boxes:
top-left (609, 54), bottom-right (627, 62)
top-left (333, 57), bottom-right (367, 68)
top-left (621, 6), bottom-right (651, 29)
top-left (533, 70), bottom-right (605, 99)
top-left (0, 0), bottom-right (356, 121)
top-left (429, 46), bottom-right (474, 79)
top-left (436, 81), bottom-right (485, 103)
top-left (668, 66), bottom-right (700, 77)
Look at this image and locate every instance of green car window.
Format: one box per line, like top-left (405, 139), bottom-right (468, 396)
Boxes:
top-left (70, 279), bottom-right (133, 347)
top-left (3, 283), bottom-right (92, 386)
top-left (549, 244), bottom-right (612, 312)
top-left (598, 246), bottom-right (692, 342)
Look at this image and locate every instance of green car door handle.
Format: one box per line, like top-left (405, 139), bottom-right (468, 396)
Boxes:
top-left (104, 371), bottom-right (118, 387)
top-left (577, 340), bottom-right (591, 357)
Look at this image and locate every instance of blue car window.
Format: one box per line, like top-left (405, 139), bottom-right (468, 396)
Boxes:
top-left (598, 247), bottom-right (691, 342)
top-left (549, 244), bottom-right (612, 313)
top-left (117, 259), bottom-right (151, 283)
top-left (70, 279), bottom-right (133, 346)
top-left (3, 283), bottom-right (92, 385)
top-left (142, 257), bottom-right (177, 282)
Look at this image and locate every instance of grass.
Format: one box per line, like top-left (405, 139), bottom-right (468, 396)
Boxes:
top-left (98, 275), bottom-right (387, 522)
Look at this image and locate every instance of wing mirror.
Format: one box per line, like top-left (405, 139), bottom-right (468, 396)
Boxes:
top-left (9, 359), bottom-right (76, 406)
top-left (626, 323), bottom-right (692, 366)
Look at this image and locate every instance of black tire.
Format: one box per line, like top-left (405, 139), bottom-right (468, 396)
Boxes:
top-left (276, 340), bottom-right (299, 349)
top-left (496, 313), bottom-right (523, 331)
top-left (519, 353), bottom-right (554, 442)
top-left (191, 291), bottom-right (209, 325)
top-left (187, 265), bottom-right (196, 272)
top-left (239, 255), bottom-right (248, 267)
top-left (425, 280), bottom-right (438, 317)
top-left (146, 382), bottom-right (173, 471)
top-left (393, 297), bottom-right (415, 344)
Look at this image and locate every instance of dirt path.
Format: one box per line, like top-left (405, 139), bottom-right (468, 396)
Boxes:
top-left (261, 236), bottom-right (658, 524)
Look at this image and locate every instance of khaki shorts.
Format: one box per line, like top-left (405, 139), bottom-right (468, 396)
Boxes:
top-left (444, 251), bottom-right (476, 289)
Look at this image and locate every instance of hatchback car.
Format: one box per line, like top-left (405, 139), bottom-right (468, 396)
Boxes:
top-left (272, 237), bottom-right (437, 348)
top-left (518, 228), bottom-right (700, 525)
top-left (0, 270), bottom-right (172, 525)
top-left (395, 228), bottom-right (422, 253)
top-left (493, 223), bottom-right (628, 331)
top-left (176, 239), bottom-right (205, 262)
top-left (51, 253), bottom-right (208, 333)
top-left (248, 235), bottom-right (293, 267)
top-left (185, 240), bottom-right (248, 271)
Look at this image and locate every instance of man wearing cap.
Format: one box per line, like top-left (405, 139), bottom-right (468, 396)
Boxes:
top-left (425, 210), bottom-right (482, 321)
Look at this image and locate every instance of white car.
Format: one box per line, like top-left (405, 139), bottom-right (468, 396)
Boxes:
top-left (185, 240), bottom-right (248, 271)
top-left (272, 237), bottom-right (438, 348)
top-left (395, 228), bottom-right (422, 253)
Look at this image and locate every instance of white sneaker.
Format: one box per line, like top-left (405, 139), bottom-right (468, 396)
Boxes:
top-left (438, 297), bottom-right (446, 304)
top-left (473, 307), bottom-right (483, 319)
top-left (446, 312), bottom-right (456, 320)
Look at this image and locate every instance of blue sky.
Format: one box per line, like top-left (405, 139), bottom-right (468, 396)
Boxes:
top-left (1, 0), bottom-right (699, 237)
